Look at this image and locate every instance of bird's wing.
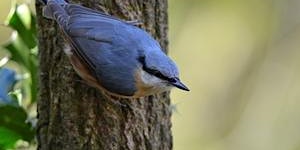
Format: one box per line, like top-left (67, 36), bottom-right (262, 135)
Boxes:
top-left (46, 2), bottom-right (129, 73)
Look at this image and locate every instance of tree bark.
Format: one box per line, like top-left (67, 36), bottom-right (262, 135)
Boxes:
top-left (35, 0), bottom-right (171, 150)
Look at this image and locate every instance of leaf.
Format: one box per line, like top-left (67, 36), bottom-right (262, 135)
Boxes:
top-left (0, 105), bottom-right (34, 142)
top-left (0, 127), bottom-right (21, 150)
top-left (0, 57), bottom-right (9, 68)
top-left (5, 4), bottom-right (37, 49)
top-left (28, 55), bottom-right (38, 103)
top-left (3, 4), bottom-right (38, 103)
top-left (8, 89), bottom-right (23, 106)
top-left (0, 3), bottom-right (37, 149)
top-left (3, 32), bottom-right (31, 70)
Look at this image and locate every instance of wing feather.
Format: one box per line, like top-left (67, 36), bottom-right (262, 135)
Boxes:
top-left (57, 4), bottom-right (124, 74)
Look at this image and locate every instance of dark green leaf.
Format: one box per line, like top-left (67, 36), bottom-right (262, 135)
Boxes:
top-left (0, 127), bottom-right (21, 150)
top-left (0, 105), bottom-right (34, 142)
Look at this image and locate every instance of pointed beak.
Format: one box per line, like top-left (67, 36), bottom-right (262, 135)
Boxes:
top-left (171, 78), bottom-right (190, 91)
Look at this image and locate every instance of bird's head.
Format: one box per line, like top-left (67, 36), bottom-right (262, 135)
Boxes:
top-left (137, 50), bottom-right (189, 92)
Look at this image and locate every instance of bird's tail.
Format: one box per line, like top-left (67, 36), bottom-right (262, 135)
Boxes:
top-left (42, 0), bottom-right (69, 27)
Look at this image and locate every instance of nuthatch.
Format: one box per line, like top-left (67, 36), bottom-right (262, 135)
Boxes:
top-left (41, 0), bottom-right (189, 98)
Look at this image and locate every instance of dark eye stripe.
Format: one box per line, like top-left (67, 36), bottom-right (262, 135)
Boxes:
top-left (138, 56), bottom-right (175, 82)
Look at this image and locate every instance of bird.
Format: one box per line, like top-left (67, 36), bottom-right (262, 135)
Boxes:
top-left (41, 0), bottom-right (189, 98)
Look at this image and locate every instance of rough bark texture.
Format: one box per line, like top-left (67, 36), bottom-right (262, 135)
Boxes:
top-left (36, 0), bottom-right (171, 150)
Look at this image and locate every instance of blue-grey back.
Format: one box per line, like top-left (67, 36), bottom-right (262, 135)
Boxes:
top-left (61, 5), bottom-right (144, 95)
top-left (44, 2), bottom-right (180, 95)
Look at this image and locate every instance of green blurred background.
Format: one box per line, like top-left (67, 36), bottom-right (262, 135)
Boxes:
top-left (2, 0), bottom-right (300, 150)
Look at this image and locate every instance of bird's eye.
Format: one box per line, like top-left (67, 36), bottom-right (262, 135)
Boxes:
top-left (155, 72), bottom-right (165, 79)
top-left (138, 56), bottom-right (145, 63)
top-left (168, 78), bottom-right (176, 83)
top-left (138, 56), bottom-right (173, 81)
top-left (143, 67), bottom-right (167, 80)
top-left (148, 69), bottom-right (178, 83)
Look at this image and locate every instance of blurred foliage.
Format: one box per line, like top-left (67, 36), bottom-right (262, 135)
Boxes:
top-left (4, 3), bottom-right (38, 103)
top-left (0, 3), bottom-right (37, 150)
top-left (169, 0), bottom-right (300, 150)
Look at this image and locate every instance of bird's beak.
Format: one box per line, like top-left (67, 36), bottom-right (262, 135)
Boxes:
top-left (171, 78), bottom-right (190, 91)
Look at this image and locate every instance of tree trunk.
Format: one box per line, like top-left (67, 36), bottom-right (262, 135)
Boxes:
top-left (35, 0), bottom-right (171, 150)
